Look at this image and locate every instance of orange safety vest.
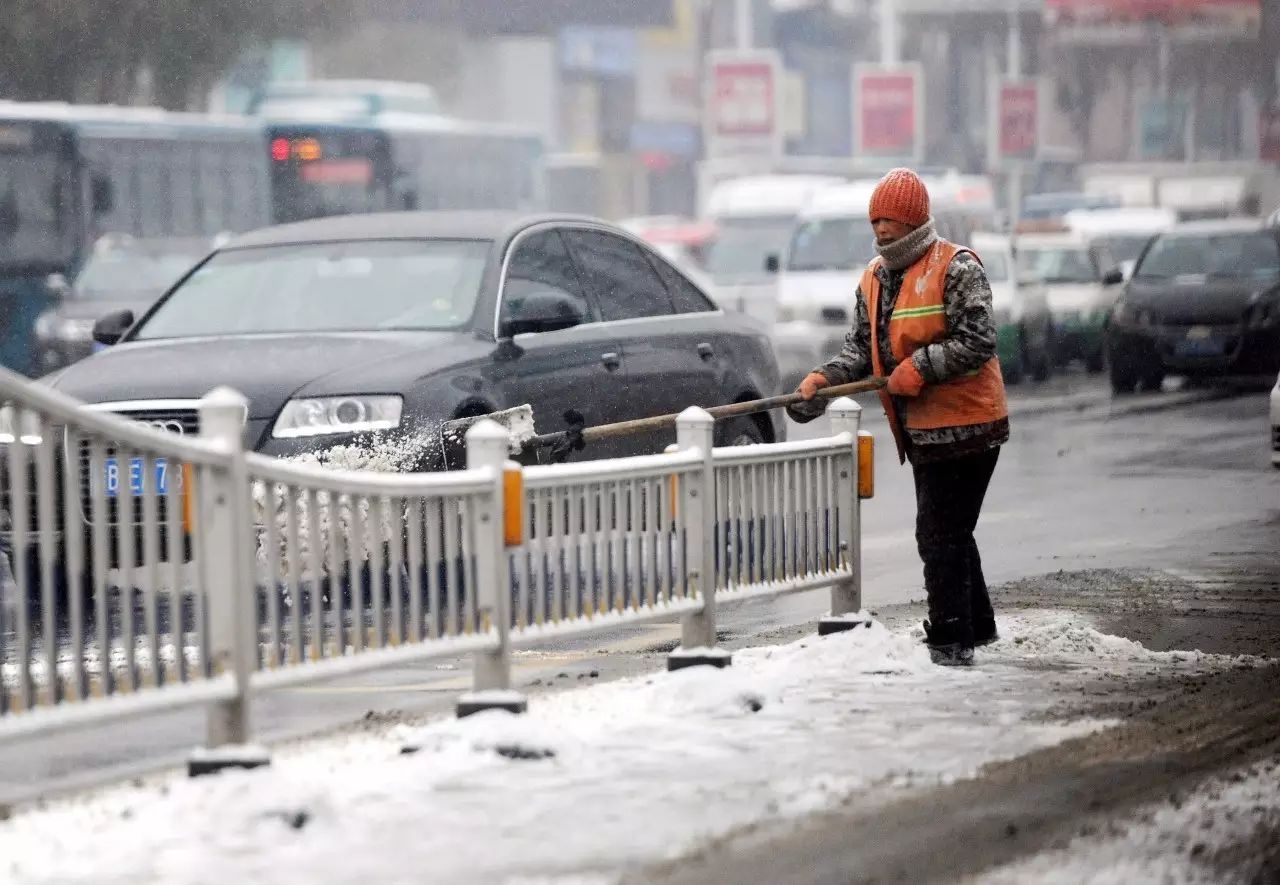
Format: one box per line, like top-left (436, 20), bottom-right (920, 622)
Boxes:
top-left (862, 239), bottom-right (1008, 464)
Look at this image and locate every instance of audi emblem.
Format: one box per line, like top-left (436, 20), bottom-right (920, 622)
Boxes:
top-left (145, 419), bottom-right (186, 435)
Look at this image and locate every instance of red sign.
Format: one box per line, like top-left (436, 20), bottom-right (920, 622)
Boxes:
top-left (1045, 0), bottom-right (1259, 26)
top-left (706, 51), bottom-right (782, 158)
top-left (854, 65), bottom-right (922, 159)
top-left (997, 81), bottom-right (1039, 161)
top-left (1261, 110), bottom-right (1280, 164)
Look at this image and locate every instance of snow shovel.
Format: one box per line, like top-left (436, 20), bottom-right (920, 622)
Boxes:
top-left (439, 377), bottom-right (887, 468)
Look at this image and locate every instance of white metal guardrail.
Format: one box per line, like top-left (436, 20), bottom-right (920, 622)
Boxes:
top-left (0, 363), bottom-right (870, 772)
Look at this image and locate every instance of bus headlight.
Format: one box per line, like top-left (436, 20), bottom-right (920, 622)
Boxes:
top-left (272, 396), bottom-right (403, 439)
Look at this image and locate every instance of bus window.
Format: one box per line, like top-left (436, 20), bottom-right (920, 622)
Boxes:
top-left (0, 131), bottom-right (76, 270)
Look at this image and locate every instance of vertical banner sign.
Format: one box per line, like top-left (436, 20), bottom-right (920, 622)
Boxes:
top-left (853, 64), bottom-right (923, 161)
top-left (995, 79), bottom-right (1039, 163)
top-left (705, 50), bottom-right (783, 159)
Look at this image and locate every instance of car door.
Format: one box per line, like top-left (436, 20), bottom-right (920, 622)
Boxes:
top-left (563, 227), bottom-right (723, 456)
top-left (490, 227), bottom-right (628, 463)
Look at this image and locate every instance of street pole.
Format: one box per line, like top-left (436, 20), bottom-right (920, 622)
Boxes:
top-left (1007, 6), bottom-right (1022, 235)
top-left (880, 0), bottom-right (899, 65)
top-left (735, 0), bottom-right (753, 50)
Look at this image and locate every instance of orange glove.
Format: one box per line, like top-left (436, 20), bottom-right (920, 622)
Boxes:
top-left (887, 359), bottom-right (925, 397)
top-left (797, 371), bottom-right (829, 401)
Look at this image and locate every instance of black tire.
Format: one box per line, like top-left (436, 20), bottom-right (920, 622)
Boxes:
top-left (1142, 369), bottom-right (1166, 393)
top-left (1002, 330), bottom-right (1026, 385)
top-left (716, 416), bottom-right (766, 448)
top-left (1085, 345), bottom-right (1106, 374)
top-left (1108, 347), bottom-right (1140, 395)
top-left (1031, 338), bottom-right (1053, 383)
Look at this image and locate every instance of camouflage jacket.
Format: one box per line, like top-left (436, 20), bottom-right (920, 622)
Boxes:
top-left (789, 248), bottom-right (1009, 463)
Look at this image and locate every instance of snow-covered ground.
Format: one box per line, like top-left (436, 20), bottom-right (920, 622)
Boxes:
top-left (0, 611), bottom-right (1258, 885)
top-left (972, 756), bottom-right (1280, 885)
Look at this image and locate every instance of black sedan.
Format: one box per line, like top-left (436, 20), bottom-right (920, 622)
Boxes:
top-left (1107, 219), bottom-right (1280, 394)
top-left (49, 212), bottom-right (783, 465)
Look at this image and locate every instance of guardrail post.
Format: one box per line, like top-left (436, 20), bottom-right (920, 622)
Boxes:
top-left (819, 397), bottom-right (871, 636)
top-left (189, 386), bottom-right (267, 776)
top-left (668, 407), bottom-right (730, 671)
top-left (457, 419), bottom-right (526, 717)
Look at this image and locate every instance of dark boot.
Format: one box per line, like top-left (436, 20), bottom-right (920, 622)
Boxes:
top-left (922, 618), bottom-right (975, 667)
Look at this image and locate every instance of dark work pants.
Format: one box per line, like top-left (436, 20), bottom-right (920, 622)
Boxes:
top-left (911, 448), bottom-right (1000, 646)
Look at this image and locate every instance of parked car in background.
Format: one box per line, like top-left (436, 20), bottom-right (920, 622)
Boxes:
top-left (1064, 206), bottom-right (1177, 279)
top-left (702, 175), bottom-right (844, 326)
top-left (34, 235), bottom-right (221, 373)
top-left (972, 233), bottom-right (1052, 385)
top-left (1016, 232), bottom-right (1122, 373)
top-left (1021, 192), bottom-right (1121, 225)
top-left (48, 213), bottom-right (783, 465)
top-left (771, 180), bottom-right (878, 389)
top-left (1107, 220), bottom-right (1280, 394)
top-left (1271, 371), bottom-right (1280, 468)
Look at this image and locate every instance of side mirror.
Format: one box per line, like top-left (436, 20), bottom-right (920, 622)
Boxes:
top-left (91, 175), bottom-right (114, 216)
top-left (764, 254), bottom-right (780, 274)
top-left (499, 288), bottom-right (586, 337)
top-left (1101, 267), bottom-right (1124, 286)
top-left (45, 273), bottom-right (70, 298)
top-left (92, 309), bottom-right (134, 346)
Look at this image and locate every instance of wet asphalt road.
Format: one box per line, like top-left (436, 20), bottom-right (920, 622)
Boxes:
top-left (0, 376), bottom-right (1275, 806)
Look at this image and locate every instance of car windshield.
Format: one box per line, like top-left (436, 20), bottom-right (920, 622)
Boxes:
top-left (1018, 246), bottom-right (1097, 284)
top-left (705, 217), bottom-right (792, 280)
top-left (981, 250), bottom-right (1010, 282)
top-left (134, 239), bottom-right (490, 339)
top-left (786, 217), bottom-right (876, 272)
top-left (1092, 234), bottom-right (1153, 265)
top-left (76, 243), bottom-right (207, 301)
top-left (1134, 232), bottom-right (1280, 281)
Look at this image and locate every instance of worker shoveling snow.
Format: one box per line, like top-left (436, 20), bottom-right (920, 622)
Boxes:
top-left (0, 610), bottom-right (1261, 885)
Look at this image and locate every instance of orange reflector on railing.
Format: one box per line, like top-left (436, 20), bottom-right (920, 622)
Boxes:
top-left (181, 464), bottom-right (196, 532)
top-left (503, 462), bottom-right (524, 547)
top-left (857, 431), bottom-right (874, 499)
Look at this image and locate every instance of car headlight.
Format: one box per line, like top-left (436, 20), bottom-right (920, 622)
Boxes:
top-left (272, 396), bottom-right (403, 439)
top-left (34, 310), bottom-right (58, 342)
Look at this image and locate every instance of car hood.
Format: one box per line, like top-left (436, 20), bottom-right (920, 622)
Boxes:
top-left (1122, 277), bottom-right (1278, 324)
top-left (47, 331), bottom-right (480, 418)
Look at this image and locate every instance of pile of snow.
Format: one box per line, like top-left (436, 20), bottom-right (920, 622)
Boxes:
top-left (973, 757), bottom-right (1280, 884)
top-left (0, 611), bottom-right (1257, 885)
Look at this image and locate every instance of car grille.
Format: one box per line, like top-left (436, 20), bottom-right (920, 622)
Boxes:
top-left (821, 306), bottom-right (849, 325)
top-left (76, 408), bottom-right (199, 526)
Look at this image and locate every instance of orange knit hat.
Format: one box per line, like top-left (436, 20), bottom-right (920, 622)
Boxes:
top-left (868, 168), bottom-right (930, 227)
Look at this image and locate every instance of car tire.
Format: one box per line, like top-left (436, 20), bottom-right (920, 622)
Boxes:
top-left (1085, 346), bottom-right (1106, 374)
top-left (1108, 347), bottom-right (1140, 395)
top-left (1142, 369), bottom-right (1166, 393)
top-left (1002, 331), bottom-right (1027, 385)
top-left (716, 416), bottom-right (766, 448)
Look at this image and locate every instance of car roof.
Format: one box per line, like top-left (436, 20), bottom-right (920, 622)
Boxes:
top-left (802, 180), bottom-right (880, 218)
top-left (706, 176), bottom-right (846, 218)
top-left (1158, 218), bottom-right (1276, 237)
top-left (222, 212), bottom-right (606, 249)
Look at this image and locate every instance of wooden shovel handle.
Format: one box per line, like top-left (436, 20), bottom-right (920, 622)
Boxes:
top-left (558, 377), bottom-right (886, 445)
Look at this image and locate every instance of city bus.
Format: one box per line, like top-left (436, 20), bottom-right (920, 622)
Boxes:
top-left (262, 112), bottom-right (546, 225)
top-left (0, 102), bottom-right (269, 375)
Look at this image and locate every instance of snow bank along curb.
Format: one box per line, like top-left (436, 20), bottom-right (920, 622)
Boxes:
top-left (0, 611), bottom-right (1260, 885)
top-left (971, 756), bottom-right (1280, 885)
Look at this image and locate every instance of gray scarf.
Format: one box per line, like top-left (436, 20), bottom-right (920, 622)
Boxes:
top-left (875, 218), bottom-right (938, 271)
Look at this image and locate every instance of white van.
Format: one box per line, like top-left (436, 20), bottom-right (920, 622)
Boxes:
top-left (703, 175), bottom-right (845, 326)
top-left (1016, 231), bottom-right (1123, 372)
top-left (771, 180), bottom-right (879, 387)
top-left (1064, 207), bottom-right (1176, 278)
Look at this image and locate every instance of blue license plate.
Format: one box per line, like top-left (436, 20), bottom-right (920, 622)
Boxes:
top-left (1175, 338), bottom-right (1224, 357)
top-left (105, 458), bottom-right (171, 497)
